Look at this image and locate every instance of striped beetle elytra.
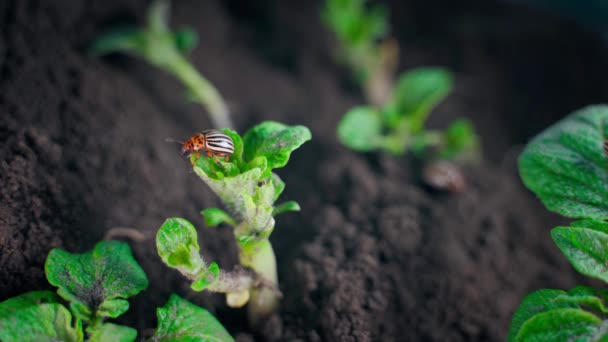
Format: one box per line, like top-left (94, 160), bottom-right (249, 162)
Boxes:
top-left (180, 130), bottom-right (235, 162)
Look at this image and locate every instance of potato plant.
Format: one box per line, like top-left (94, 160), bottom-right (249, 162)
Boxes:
top-left (157, 122), bottom-right (311, 326)
top-left (323, 0), bottom-right (479, 165)
top-left (509, 105), bottom-right (608, 341)
top-left (0, 241), bottom-right (233, 342)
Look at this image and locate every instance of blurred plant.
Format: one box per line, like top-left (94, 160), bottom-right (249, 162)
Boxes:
top-left (157, 122), bottom-right (311, 326)
top-left (323, 0), bottom-right (480, 191)
top-left (91, 0), bottom-right (233, 129)
top-left (508, 105), bottom-right (608, 341)
top-left (0, 240), bottom-right (233, 342)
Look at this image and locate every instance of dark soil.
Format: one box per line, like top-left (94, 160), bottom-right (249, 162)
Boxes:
top-left (1, 0), bottom-right (607, 341)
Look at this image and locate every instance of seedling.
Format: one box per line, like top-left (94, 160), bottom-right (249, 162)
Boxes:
top-left (508, 105), bottom-right (608, 341)
top-left (91, 0), bottom-right (233, 129)
top-left (323, 0), bottom-right (479, 170)
top-left (157, 121), bottom-right (311, 326)
top-left (0, 240), bottom-right (233, 342)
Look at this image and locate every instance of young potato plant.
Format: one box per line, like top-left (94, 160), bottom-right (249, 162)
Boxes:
top-left (157, 121), bottom-right (311, 326)
top-left (509, 105), bottom-right (608, 341)
top-left (91, 0), bottom-right (233, 129)
top-left (323, 0), bottom-right (479, 171)
top-left (0, 241), bottom-right (233, 342)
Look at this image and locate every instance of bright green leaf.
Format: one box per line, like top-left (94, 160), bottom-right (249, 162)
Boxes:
top-left (508, 289), bottom-right (574, 341)
top-left (515, 308), bottom-right (601, 342)
top-left (201, 208), bottom-right (236, 227)
top-left (97, 298), bottom-right (130, 319)
top-left (89, 323), bottom-right (137, 342)
top-left (270, 173), bottom-right (285, 201)
top-left (151, 294), bottom-right (234, 342)
top-left (191, 262), bottom-right (220, 292)
top-left (0, 293), bottom-right (83, 342)
top-left (45, 240), bottom-right (148, 322)
top-left (552, 219), bottom-right (608, 283)
top-left (560, 286), bottom-right (608, 314)
top-left (519, 105), bottom-right (608, 219)
top-left (388, 68), bottom-right (453, 131)
top-left (273, 201), bottom-right (301, 216)
top-left (157, 218), bottom-right (206, 279)
top-left (337, 106), bottom-right (383, 151)
top-left (242, 121), bottom-right (311, 171)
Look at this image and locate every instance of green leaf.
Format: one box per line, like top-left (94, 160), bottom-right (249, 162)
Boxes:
top-left (152, 294), bottom-right (234, 342)
top-left (45, 240), bottom-right (148, 322)
top-left (0, 292), bottom-right (83, 342)
top-left (515, 308), bottom-right (601, 342)
top-left (201, 208), bottom-right (237, 227)
top-left (97, 298), bottom-right (130, 318)
top-left (561, 286), bottom-right (608, 314)
top-left (337, 106), bottom-right (383, 151)
top-left (270, 173), bottom-right (285, 201)
top-left (273, 201), bottom-right (301, 216)
top-left (439, 118), bottom-right (480, 161)
top-left (519, 105), bottom-right (608, 219)
top-left (508, 289), bottom-right (574, 341)
top-left (388, 67), bottom-right (453, 131)
top-left (242, 121), bottom-right (311, 171)
top-left (89, 323), bottom-right (137, 342)
top-left (191, 262), bottom-right (220, 292)
top-left (89, 27), bottom-right (145, 56)
top-left (552, 219), bottom-right (608, 283)
top-left (157, 218), bottom-right (206, 279)
top-left (174, 28), bottom-right (198, 54)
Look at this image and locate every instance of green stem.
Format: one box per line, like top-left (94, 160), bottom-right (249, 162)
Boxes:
top-left (238, 238), bottom-right (279, 327)
top-left (162, 53), bottom-right (233, 129)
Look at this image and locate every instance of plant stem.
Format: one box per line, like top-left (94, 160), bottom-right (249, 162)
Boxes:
top-left (238, 238), bottom-right (279, 327)
top-left (162, 53), bottom-right (233, 129)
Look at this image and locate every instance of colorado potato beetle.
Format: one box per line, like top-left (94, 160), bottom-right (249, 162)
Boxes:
top-left (180, 130), bottom-right (235, 162)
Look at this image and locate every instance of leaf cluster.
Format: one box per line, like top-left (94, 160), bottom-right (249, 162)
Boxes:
top-left (0, 241), bottom-right (233, 342)
top-left (190, 121), bottom-right (311, 239)
top-left (337, 67), bottom-right (479, 159)
top-left (509, 105), bottom-right (608, 341)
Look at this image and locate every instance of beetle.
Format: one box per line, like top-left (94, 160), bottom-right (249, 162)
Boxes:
top-left (180, 130), bottom-right (235, 162)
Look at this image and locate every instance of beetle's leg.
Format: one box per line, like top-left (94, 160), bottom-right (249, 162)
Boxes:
top-left (224, 155), bottom-right (230, 162)
top-left (206, 150), bottom-right (213, 157)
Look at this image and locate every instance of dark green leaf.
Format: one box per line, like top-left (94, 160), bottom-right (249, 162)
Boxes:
top-left (242, 121), bottom-right (311, 171)
top-left (519, 105), bottom-right (608, 219)
top-left (508, 289), bottom-right (574, 341)
top-left (552, 219), bottom-right (608, 283)
top-left (561, 286), bottom-right (608, 314)
top-left (201, 208), bottom-right (236, 227)
top-left (388, 68), bottom-right (453, 131)
top-left (152, 294), bottom-right (234, 342)
top-left (157, 218), bottom-right (205, 279)
top-left (45, 240), bottom-right (148, 322)
top-left (89, 323), bottom-right (137, 342)
top-left (0, 292), bottom-right (83, 342)
top-left (273, 201), bottom-right (301, 216)
top-left (174, 28), bottom-right (198, 54)
top-left (89, 27), bottom-right (145, 56)
top-left (515, 308), bottom-right (601, 341)
top-left (337, 106), bottom-right (383, 151)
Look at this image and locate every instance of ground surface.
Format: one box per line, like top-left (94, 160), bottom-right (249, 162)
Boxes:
top-left (1, 0), bottom-right (607, 341)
